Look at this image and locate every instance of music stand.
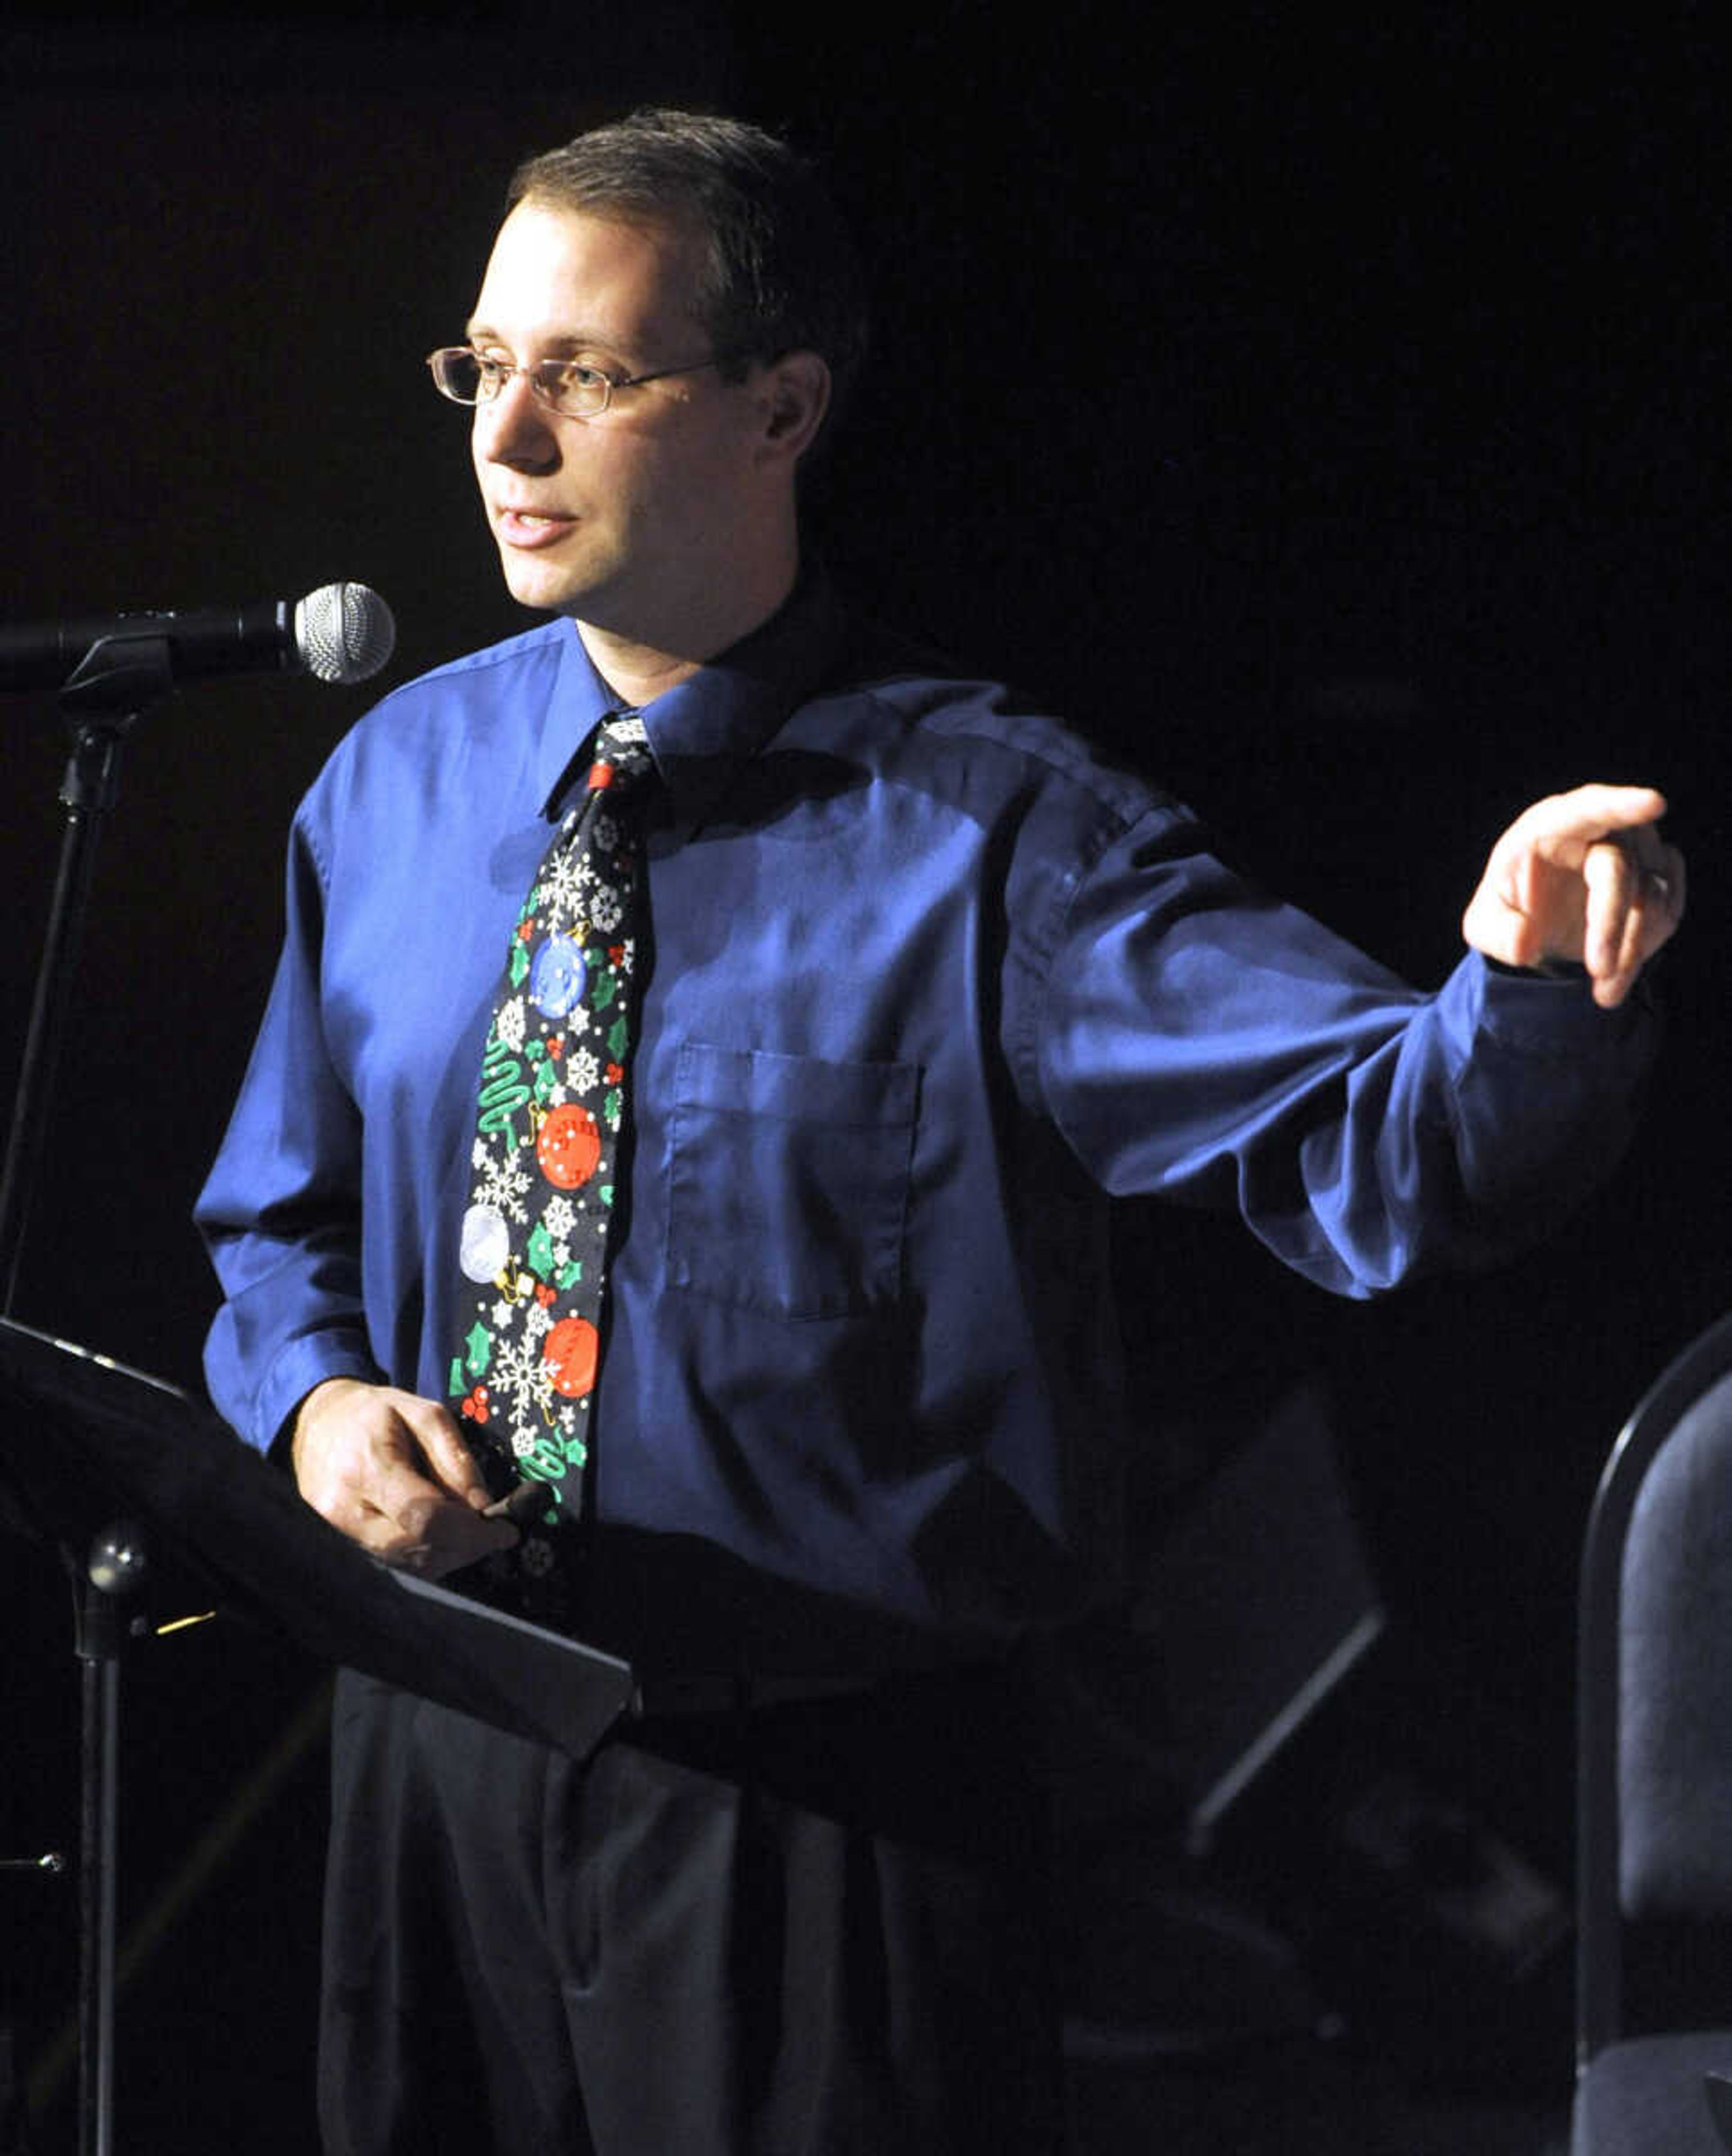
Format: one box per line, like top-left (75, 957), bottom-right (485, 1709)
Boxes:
top-left (0, 1316), bottom-right (637, 2154)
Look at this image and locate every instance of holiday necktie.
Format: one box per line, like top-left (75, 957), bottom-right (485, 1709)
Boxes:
top-left (448, 712), bottom-right (656, 1620)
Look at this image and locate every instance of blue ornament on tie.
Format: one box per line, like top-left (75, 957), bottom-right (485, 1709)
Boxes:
top-left (531, 932), bottom-right (588, 1019)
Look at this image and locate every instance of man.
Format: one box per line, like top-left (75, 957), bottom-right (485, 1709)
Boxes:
top-left (198, 110), bottom-right (1681, 2154)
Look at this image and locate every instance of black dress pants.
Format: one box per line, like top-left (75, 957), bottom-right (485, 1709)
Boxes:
top-left (318, 1664), bottom-right (1060, 2155)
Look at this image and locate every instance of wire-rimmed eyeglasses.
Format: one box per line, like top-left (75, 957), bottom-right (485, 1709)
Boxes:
top-left (426, 346), bottom-right (730, 419)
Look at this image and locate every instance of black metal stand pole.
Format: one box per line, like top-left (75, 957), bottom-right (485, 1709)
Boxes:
top-left (76, 1594), bottom-right (120, 2156)
top-left (0, 723), bottom-right (130, 1316)
top-left (0, 634), bottom-right (170, 1316)
top-left (70, 1529), bottom-right (144, 2156)
top-left (0, 636), bottom-right (175, 2156)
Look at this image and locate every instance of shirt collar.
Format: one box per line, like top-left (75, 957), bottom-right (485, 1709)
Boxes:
top-left (536, 574), bottom-right (843, 830)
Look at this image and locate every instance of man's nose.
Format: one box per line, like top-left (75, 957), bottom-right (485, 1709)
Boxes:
top-left (474, 372), bottom-right (557, 464)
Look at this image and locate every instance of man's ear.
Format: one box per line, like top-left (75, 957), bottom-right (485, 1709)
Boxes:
top-left (755, 350), bottom-right (831, 465)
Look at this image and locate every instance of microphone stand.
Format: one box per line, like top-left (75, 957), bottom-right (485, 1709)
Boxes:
top-left (1, 632), bottom-right (175, 2156)
top-left (1, 634), bottom-right (172, 1309)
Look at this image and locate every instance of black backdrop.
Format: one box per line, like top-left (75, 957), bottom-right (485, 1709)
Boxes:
top-left (4, 7), bottom-right (1731, 2145)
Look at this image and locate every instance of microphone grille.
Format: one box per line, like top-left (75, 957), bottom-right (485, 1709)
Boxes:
top-left (295, 582), bottom-right (397, 685)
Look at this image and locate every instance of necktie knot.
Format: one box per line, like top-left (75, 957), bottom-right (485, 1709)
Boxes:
top-left (586, 714), bottom-right (656, 797)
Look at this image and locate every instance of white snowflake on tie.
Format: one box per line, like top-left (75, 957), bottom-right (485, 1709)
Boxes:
top-left (492, 1331), bottom-right (555, 1429)
top-left (539, 848), bottom-right (600, 930)
top-left (495, 996), bottom-right (528, 1052)
top-left (470, 1146), bottom-right (532, 1225)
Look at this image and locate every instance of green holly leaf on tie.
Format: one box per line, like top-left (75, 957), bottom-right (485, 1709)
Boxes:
top-left (464, 1321), bottom-right (492, 1377)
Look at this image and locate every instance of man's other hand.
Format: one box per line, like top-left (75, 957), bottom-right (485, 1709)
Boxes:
top-left (1461, 783), bottom-right (1685, 1009)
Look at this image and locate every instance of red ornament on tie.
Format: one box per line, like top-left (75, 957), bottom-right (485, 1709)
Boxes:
top-left (537, 1102), bottom-right (601, 1189)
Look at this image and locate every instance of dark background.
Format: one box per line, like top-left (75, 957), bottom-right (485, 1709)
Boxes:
top-left (3, 6), bottom-right (1730, 2147)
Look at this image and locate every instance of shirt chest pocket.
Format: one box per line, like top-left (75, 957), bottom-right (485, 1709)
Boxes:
top-left (664, 1042), bottom-right (921, 1319)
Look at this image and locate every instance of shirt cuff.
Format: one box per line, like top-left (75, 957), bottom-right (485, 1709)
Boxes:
top-left (1468, 948), bottom-right (1653, 1057)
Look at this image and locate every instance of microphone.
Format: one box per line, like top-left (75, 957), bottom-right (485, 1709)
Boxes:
top-left (0, 582), bottom-right (397, 694)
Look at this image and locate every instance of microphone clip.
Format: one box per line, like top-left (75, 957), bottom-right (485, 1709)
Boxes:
top-left (59, 628), bottom-right (176, 726)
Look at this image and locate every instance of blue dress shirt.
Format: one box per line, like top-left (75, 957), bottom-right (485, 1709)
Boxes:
top-left (196, 580), bottom-right (1654, 1664)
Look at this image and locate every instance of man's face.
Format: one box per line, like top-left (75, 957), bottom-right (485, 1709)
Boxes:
top-left (465, 199), bottom-right (766, 639)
